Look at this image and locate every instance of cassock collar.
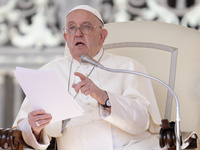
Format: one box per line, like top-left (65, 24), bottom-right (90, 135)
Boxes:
top-left (72, 48), bottom-right (104, 68)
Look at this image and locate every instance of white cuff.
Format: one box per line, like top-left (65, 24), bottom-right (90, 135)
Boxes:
top-left (98, 103), bottom-right (111, 118)
top-left (18, 118), bottom-right (50, 149)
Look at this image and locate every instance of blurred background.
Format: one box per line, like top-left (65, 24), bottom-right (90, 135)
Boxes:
top-left (0, 0), bottom-right (200, 128)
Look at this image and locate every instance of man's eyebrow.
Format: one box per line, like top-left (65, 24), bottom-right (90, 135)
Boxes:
top-left (82, 21), bottom-right (92, 24)
top-left (67, 21), bottom-right (76, 25)
top-left (66, 21), bottom-right (92, 25)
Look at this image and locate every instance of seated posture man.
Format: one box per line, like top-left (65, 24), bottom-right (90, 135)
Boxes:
top-left (13, 5), bottom-right (162, 150)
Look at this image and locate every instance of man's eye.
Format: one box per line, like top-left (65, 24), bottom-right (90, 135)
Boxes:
top-left (68, 26), bottom-right (76, 30)
top-left (82, 25), bottom-right (92, 30)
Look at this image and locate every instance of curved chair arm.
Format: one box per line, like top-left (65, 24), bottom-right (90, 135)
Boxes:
top-left (0, 128), bottom-right (27, 150)
top-left (0, 128), bottom-right (57, 150)
top-left (159, 119), bottom-right (199, 150)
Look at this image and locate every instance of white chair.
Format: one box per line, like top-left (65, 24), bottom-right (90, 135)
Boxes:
top-left (103, 20), bottom-right (200, 149)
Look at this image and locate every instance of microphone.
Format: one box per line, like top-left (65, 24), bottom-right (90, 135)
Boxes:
top-left (81, 54), bottom-right (105, 69)
top-left (81, 54), bottom-right (181, 150)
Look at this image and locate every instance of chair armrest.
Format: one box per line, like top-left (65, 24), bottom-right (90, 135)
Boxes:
top-left (0, 128), bottom-right (26, 150)
top-left (0, 128), bottom-right (57, 150)
top-left (159, 119), bottom-right (199, 150)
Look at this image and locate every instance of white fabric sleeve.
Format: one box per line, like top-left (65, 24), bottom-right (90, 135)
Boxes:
top-left (98, 91), bottom-right (150, 135)
top-left (18, 118), bottom-right (50, 150)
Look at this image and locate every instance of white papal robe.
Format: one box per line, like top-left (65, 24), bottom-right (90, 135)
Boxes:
top-left (13, 48), bottom-right (163, 150)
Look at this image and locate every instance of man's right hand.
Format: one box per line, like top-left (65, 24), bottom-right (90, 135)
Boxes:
top-left (28, 109), bottom-right (52, 140)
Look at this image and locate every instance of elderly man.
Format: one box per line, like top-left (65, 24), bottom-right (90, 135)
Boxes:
top-left (13, 5), bottom-right (162, 150)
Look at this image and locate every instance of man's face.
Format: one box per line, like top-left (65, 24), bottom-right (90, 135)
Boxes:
top-left (64, 10), bottom-right (107, 62)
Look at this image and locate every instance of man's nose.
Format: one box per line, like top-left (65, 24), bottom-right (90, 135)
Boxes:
top-left (75, 27), bottom-right (83, 36)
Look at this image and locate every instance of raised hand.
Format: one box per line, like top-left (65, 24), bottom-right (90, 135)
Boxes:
top-left (72, 72), bottom-right (108, 105)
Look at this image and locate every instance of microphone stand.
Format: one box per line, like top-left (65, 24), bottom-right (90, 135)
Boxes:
top-left (81, 54), bottom-right (181, 150)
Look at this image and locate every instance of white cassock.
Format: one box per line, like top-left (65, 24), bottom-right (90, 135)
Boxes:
top-left (13, 48), bottom-right (164, 150)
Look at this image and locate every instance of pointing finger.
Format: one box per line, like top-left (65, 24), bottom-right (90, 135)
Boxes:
top-left (74, 72), bottom-right (87, 81)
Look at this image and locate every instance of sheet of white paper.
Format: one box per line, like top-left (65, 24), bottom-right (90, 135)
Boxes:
top-left (14, 67), bottom-right (84, 123)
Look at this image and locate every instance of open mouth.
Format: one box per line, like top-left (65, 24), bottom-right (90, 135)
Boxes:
top-left (75, 41), bottom-right (85, 46)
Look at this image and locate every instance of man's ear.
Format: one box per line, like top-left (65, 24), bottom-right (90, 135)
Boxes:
top-left (100, 29), bottom-right (108, 45)
top-left (63, 33), bottom-right (67, 41)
